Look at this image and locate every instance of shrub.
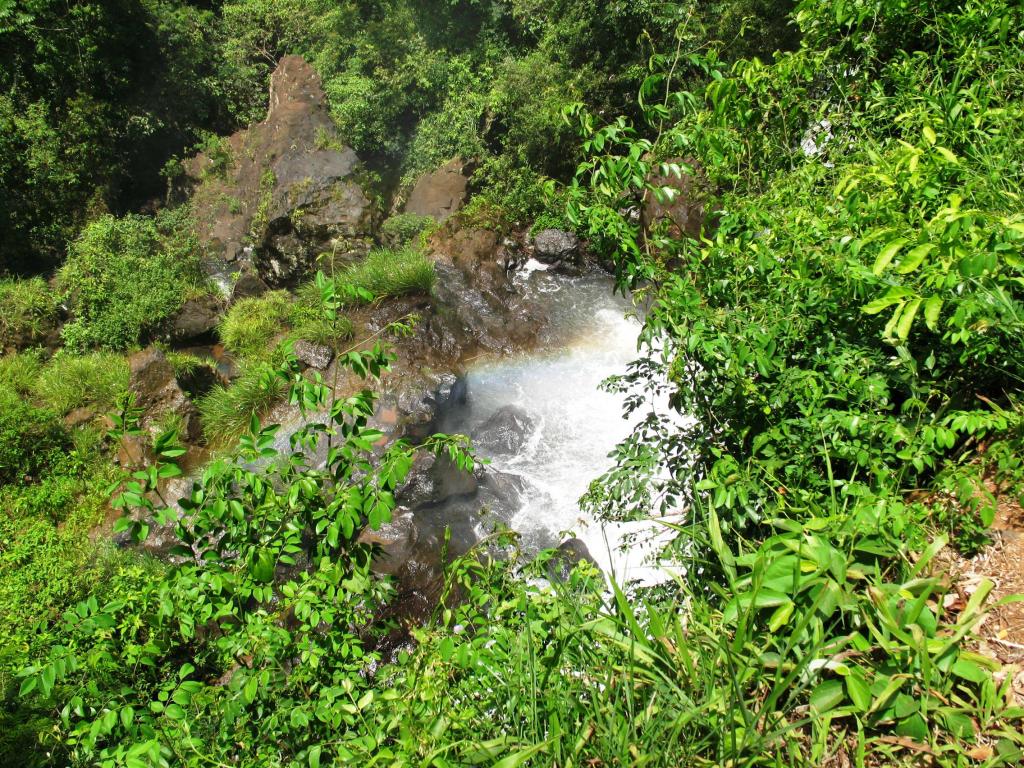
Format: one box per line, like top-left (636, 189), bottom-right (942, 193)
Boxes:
top-left (34, 352), bottom-right (130, 415)
top-left (198, 363), bottom-right (285, 445)
top-left (218, 290), bottom-right (292, 360)
top-left (379, 213), bottom-right (437, 248)
top-left (0, 388), bottom-right (70, 486)
top-left (338, 247), bottom-right (435, 300)
top-left (0, 278), bottom-right (58, 348)
top-left (58, 211), bottom-right (201, 351)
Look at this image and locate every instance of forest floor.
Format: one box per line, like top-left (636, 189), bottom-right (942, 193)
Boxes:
top-left (939, 485), bottom-right (1024, 706)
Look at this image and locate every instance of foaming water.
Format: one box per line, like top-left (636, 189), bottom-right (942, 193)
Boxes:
top-left (444, 265), bottom-right (673, 584)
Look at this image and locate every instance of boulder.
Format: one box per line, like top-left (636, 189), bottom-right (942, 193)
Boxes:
top-left (641, 157), bottom-right (712, 241)
top-left (186, 56), bottom-right (376, 288)
top-left (231, 271), bottom-right (269, 301)
top-left (546, 538), bottom-right (600, 583)
top-left (475, 405), bottom-right (536, 456)
top-left (357, 512), bottom-right (419, 577)
top-left (533, 229), bottom-right (579, 264)
top-left (169, 295), bottom-right (222, 342)
top-left (293, 339), bottom-right (333, 370)
top-left (404, 159), bottom-right (470, 223)
top-left (128, 347), bottom-right (203, 443)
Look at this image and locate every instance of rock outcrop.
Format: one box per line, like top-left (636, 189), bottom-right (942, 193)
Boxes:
top-left (403, 158), bottom-right (470, 223)
top-left (184, 56), bottom-right (377, 288)
top-left (128, 347), bottom-right (203, 443)
top-left (533, 228), bottom-right (580, 265)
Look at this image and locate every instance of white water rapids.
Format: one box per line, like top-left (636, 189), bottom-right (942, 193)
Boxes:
top-left (442, 261), bottom-right (674, 585)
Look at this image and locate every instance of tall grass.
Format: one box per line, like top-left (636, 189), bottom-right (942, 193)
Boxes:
top-left (336, 247), bottom-right (434, 301)
top-left (0, 277), bottom-right (58, 347)
top-left (33, 352), bottom-right (130, 415)
top-left (0, 349), bottom-right (45, 398)
top-left (218, 290), bottom-right (292, 360)
top-left (198, 363), bottom-right (284, 445)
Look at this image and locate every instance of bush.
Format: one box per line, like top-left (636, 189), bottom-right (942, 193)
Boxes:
top-left (34, 352), bottom-right (130, 415)
top-left (379, 213), bottom-right (437, 248)
top-left (338, 247), bottom-right (435, 300)
top-left (218, 290), bottom-right (293, 360)
top-left (0, 278), bottom-right (58, 348)
top-left (198, 363), bottom-right (285, 445)
top-left (58, 211), bottom-right (201, 352)
top-left (0, 388), bottom-right (70, 486)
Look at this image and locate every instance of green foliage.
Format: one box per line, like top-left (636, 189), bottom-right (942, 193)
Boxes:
top-left (15, 298), bottom-right (472, 766)
top-left (58, 211), bottom-right (201, 351)
top-left (338, 246), bottom-right (435, 300)
top-left (379, 213), bottom-right (437, 248)
top-left (0, 348), bottom-right (44, 397)
top-left (0, 277), bottom-right (58, 348)
top-left (0, 387), bottom-right (69, 486)
top-left (0, 0), bottom-right (250, 271)
top-left (564, 0), bottom-right (1024, 761)
top-left (33, 351), bottom-right (129, 416)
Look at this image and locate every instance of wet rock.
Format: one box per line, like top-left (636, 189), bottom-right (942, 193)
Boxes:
top-left (128, 347), bottom-right (203, 443)
top-left (231, 271), bottom-right (269, 301)
top-left (293, 339), bottom-right (333, 370)
top-left (546, 538), bottom-right (599, 582)
top-left (169, 294), bottom-right (222, 342)
top-left (357, 512), bottom-right (418, 577)
top-left (185, 55), bottom-right (376, 288)
top-left (475, 405), bottom-right (536, 456)
top-left (641, 157), bottom-right (712, 240)
top-left (533, 228), bottom-right (579, 264)
top-left (404, 158), bottom-right (470, 223)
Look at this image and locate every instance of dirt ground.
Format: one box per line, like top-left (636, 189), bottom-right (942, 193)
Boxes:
top-left (937, 488), bottom-right (1024, 705)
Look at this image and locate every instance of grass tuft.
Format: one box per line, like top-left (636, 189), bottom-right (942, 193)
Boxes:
top-left (33, 352), bottom-right (130, 415)
top-left (198, 363), bottom-right (284, 446)
top-left (218, 291), bottom-right (292, 360)
top-left (337, 247), bottom-right (434, 301)
top-left (0, 278), bottom-right (59, 348)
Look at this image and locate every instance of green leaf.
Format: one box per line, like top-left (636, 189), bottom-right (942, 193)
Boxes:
top-left (308, 746), bottom-right (321, 768)
top-left (863, 286), bottom-right (912, 315)
top-left (846, 673), bottom-right (872, 712)
top-left (873, 239), bottom-right (908, 275)
top-left (250, 550), bottom-right (276, 583)
top-left (923, 295), bottom-right (943, 330)
top-left (897, 243), bottom-right (935, 274)
top-left (810, 679), bottom-right (845, 714)
top-left (923, 125), bottom-right (937, 146)
top-left (896, 297), bottom-right (922, 340)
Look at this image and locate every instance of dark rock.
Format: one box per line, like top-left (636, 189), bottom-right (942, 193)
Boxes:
top-left (641, 157), bottom-right (712, 241)
top-left (293, 339), bottom-right (333, 370)
top-left (169, 295), bottom-right (222, 342)
top-left (357, 512), bottom-right (418, 577)
top-left (232, 272), bottom-right (269, 301)
top-left (546, 538), bottom-right (600, 582)
top-left (404, 158), bottom-right (470, 223)
top-left (186, 56), bottom-right (376, 288)
top-left (128, 347), bottom-right (203, 443)
top-left (533, 229), bottom-right (580, 264)
top-left (475, 405), bottom-right (536, 456)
